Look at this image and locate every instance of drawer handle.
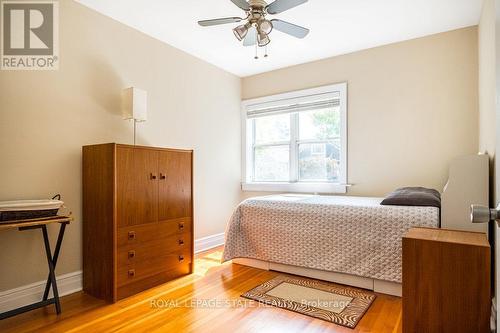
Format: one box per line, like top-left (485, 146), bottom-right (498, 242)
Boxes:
top-left (150, 173), bottom-right (157, 180)
top-left (160, 173), bottom-right (167, 180)
top-left (178, 222), bottom-right (184, 230)
top-left (128, 231), bottom-right (136, 240)
top-left (128, 269), bottom-right (135, 278)
top-left (178, 255), bottom-right (184, 262)
top-left (128, 250), bottom-right (136, 259)
top-left (178, 239), bottom-right (184, 246)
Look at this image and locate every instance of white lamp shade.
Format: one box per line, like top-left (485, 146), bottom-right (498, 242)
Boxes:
top-left (122, 87), bottom-right (147, 122)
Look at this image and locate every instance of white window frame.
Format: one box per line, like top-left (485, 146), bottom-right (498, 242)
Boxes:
top-left (241, 82), bottom-right (348, 194)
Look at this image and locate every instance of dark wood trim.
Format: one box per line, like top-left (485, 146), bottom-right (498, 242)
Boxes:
top-left (190, 150), bottom-right (194, 273)
top-left (112, 144), bottom-right (117, 302)
top-left (82, 143), bottom-right (116, 302)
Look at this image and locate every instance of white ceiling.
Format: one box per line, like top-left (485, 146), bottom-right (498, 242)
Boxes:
top-left (76, 0), bottom-right (483, 77)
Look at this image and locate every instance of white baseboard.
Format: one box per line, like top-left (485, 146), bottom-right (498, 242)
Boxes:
top-left (0, 233), bottom-right (226, 313)
top-left (194, 232), bottom-right (225, 253)
top-left (0, 271), bottom-right (83, 313)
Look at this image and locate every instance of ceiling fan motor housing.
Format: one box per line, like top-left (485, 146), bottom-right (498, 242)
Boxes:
top-left (247, 0), bottom-right (268, 24)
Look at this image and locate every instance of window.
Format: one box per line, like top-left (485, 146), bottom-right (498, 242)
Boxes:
top-left (242, 83), bottom-right (347, 193)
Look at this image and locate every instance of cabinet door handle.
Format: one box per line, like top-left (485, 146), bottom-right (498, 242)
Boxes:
top-left (128, 250), bottom-right (136, 259)
top-left (128, 269), bottom-right (135, 278)
top-left (178, 222), bottom-right (184, 231)
top-left (178, 255), bottom-right (184, 262)
top-left (150, 173), bottom-right (157, 180)
top-left (178, 239), bottom-right (184, 246)
top-left (160, 173), bottom-right (167, 180)
top-left (128, 231), bottom-right (136, 240)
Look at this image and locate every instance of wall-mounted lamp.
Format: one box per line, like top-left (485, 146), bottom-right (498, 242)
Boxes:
top-left (122, 87), bottom-right (147, 145)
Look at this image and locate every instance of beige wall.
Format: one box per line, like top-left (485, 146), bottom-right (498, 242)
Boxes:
top-left (242, 27), bottom-right (479, 197)
top-left (0, 1), bottom-right (241, 290)
top-left (479, 0), bottom-right (497, 207)
top-left (479, 0), bottom-right (497, 159)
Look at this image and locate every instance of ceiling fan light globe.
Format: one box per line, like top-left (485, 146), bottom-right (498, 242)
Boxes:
top-left (257, 34), bottom-right (270, 47)
top-left (233, 24), bottom-right (248, 41)
top-left (258, 19), bottom-right (273, 34)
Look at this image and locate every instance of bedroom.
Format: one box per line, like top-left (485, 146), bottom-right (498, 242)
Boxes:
top-left (0, 0), bottom-right (497, 332)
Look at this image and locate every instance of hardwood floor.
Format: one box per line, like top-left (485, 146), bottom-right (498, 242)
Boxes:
top-left (0, 247), bottom-right (402, 333)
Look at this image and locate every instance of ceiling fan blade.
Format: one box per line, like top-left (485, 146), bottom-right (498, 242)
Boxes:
top-left (198, 17), bottom-right (243, 27)
top-left (243, 26), bottom-right (257, 46)
top-left (230, 0), bottom-right (250, 11)
top-left (266, 0), bottom-right (308, 14)
top-left (271, 19), bottom-right (309, 38)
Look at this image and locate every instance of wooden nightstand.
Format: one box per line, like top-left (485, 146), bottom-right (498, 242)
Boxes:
top-left (402, 227), bottom-right (490, 333)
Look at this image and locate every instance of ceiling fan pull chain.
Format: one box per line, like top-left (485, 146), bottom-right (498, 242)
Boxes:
top-left (264, 45), bottom-right (268, 58)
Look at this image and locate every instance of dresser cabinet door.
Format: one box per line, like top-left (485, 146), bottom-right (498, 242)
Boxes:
top-left (158, 151), bottom-right (192, 222)
top-left (117, 147), bottom-right (159, 227)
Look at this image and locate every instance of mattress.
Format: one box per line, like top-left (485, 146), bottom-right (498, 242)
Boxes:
top-left (223, 194), bottom-right (440, 283)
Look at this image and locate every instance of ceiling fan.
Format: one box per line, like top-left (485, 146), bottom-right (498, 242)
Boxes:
top-left (198, 0), bottom-right (309, 58)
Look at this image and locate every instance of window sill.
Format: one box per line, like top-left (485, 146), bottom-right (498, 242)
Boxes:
top-left (241, 182), bottom-right (347, 194)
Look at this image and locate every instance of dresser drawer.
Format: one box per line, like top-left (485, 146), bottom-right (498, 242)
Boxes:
top-left (117, 218), bottom-right (192, 247)
top-left (117, 263), bottom-right (192, 300)
top-left (117, 250), bottom-right (192, 287)
top-left (117, 232), bottom-right (192, 265)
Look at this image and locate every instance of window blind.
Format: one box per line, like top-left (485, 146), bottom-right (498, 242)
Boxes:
top-left (246, 92), bottom-right (341, 119)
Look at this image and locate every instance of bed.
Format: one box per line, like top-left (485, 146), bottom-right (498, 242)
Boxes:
top-left (223, 154), bottom-right (489, 297)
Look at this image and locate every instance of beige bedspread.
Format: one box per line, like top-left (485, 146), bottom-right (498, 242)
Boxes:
top-left (223, 194), bottom-right (440, 283)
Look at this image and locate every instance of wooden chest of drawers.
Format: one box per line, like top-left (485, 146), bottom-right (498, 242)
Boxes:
top-left (82, 144), bottom-right (194, 302)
